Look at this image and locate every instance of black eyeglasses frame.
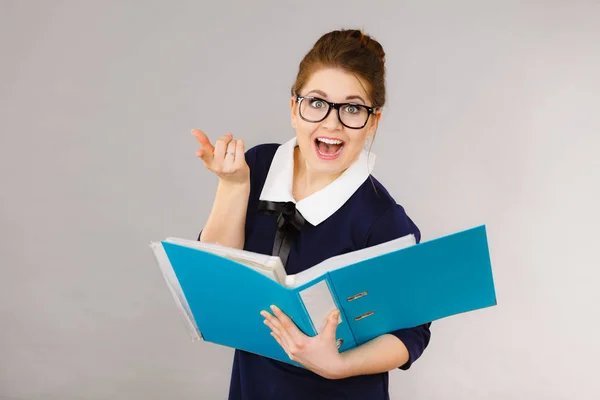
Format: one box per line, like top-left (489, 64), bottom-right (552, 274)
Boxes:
top-left (295, 95), bottom-right (378, 130)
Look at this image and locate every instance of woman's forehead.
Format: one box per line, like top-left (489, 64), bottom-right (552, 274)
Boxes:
top-left (303, 67), bottom-right (370, 101)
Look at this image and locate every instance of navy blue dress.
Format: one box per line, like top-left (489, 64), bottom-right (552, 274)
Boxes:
top-left (213, 139), bottom-right (431, 399)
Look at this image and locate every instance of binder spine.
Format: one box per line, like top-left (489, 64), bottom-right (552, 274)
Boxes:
top-left (325, 273), bottom-right (366, 347)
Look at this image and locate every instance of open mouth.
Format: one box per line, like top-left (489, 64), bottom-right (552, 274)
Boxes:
top-left (314, 137), bottom-right (344, 159)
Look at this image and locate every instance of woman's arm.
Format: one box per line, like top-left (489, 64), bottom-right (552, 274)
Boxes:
top-left (199, 180), bottom-right (250, 249)
top-left (336, 334), bottom-right (410, 378)
top-left (336, 323), bottom-right (431, 378)
top-left (263, 306), bottom-right (430, 380)
top-left (193, 129), bottom-right (250, 249)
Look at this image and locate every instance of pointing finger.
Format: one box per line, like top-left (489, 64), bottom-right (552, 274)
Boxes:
top-left (192, 129), bottom-right (214, 150)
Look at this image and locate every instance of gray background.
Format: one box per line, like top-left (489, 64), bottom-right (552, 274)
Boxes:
top-left (1, 0), bottom-right (599, 399)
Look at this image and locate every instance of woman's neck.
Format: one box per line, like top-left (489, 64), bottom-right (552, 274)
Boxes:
top-left (292, 146), bottom-right (343, 202)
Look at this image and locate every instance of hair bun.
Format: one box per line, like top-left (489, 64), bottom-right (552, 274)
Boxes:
top-left (349, 29), bottom-right (386, 65)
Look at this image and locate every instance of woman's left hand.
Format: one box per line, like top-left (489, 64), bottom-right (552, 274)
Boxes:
top-left (261, 305), bottom-right (346, 380)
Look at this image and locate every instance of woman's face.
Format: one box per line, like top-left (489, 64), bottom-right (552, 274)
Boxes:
top-left (290, 67), bottom-right (380, 177)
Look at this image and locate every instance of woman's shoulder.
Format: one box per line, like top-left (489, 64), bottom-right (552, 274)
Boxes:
top-left (349, 175), bottom-right (421, 246)
top-left (244, 142), bottom-right (281, 181)
top-left (353, 175), bottom-right (400, 214)
top-left (245, 142), bottom-right (280, 165)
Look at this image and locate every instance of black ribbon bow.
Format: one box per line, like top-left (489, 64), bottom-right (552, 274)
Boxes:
top-left (258, 200), bottom-right (305, 268)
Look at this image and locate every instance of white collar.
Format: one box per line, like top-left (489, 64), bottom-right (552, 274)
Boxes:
top-left (259, 137), bottom-right (376, 226)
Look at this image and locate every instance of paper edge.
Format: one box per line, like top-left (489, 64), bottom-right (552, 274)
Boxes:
top-left (150, 241), bottom-right (203, 341)
top-left (163, 237), bottom-right (288, 285)
top-left (291, 233), bottom-right (417, 287)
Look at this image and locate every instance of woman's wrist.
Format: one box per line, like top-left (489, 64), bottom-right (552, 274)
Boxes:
top-left (217, 178), bottom-right (250, 195)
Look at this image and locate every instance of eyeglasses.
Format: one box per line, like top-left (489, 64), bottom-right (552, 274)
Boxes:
top-left (295, 95), bottom-right (378, 129)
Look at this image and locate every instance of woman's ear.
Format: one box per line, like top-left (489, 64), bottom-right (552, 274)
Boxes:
top-left (367, 111), bottom-right (381, 137)
top-left (374, 109), bottom-right (382, 124)
top-left (290, 97), bottom-right (298, 128)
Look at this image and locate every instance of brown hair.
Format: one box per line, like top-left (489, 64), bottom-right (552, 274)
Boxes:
top-left (291, 28), bottom-right (386, 109)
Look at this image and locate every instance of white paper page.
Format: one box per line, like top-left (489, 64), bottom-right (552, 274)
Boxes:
top-left (164, 237), bottom-right (287, 284)
top-left (289, 233), bottom-right (417, 288)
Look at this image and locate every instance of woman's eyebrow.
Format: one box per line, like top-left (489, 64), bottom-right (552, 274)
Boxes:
top-left (305, 89), bottom-right (328, 98)
top-left (345, 95), bottom-right (366, 104)
top-left (305, 90), bottom-right (366, 105)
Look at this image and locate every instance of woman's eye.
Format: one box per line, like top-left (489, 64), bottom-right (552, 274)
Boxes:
top-left (344, 105), bottom-right (359, 114)
top-left (310, 100), bottom-right (325, 109)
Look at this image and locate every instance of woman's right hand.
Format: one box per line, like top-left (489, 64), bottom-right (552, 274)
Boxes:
top-left (192, 129), bottom-right (250, 185)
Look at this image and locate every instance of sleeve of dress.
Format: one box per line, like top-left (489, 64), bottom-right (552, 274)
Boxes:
top-left (196, 144), bottom-right (260, 241)
top-left (364, 204), bottom-right (432, 370)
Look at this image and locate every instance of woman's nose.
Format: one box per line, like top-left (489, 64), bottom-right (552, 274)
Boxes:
top-left (322, 108), bottom-right (342, 130)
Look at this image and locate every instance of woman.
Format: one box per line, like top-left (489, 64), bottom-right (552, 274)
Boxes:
top-left (193, 29), bottom-right (431, 400)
